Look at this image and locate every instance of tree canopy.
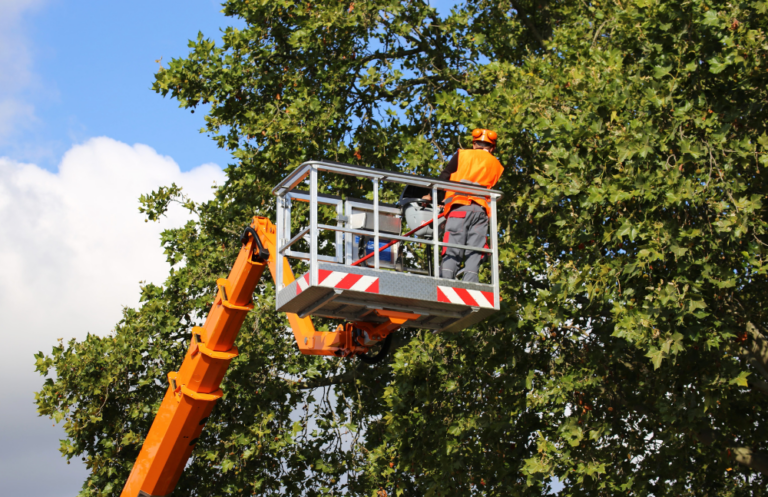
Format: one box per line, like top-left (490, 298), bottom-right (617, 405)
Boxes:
top-left (36, 0), bottom-right (768, 495)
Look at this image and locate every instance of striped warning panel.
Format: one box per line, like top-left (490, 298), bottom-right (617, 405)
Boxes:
top-left (436, 285), bottom-right (495, 309)
top-left (296, 269), bottom-right (380, 295)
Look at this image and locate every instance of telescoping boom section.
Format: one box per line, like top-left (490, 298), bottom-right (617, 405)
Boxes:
top-left (120, 217), bottom-right (416, 497)
top-left (122, 161), bottom-right (502, 497)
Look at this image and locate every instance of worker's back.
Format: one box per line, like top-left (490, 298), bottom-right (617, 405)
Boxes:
top-left (445, 149), bottom-right (504, 214)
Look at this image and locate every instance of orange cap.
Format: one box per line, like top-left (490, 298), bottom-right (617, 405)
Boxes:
top-left (471, 128), bottom-right (498, 146)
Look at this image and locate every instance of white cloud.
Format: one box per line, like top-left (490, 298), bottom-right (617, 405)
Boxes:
top-left (0, 137), bottom-right (224, 494)
top-left (0, 136), bottom-right (224, 382)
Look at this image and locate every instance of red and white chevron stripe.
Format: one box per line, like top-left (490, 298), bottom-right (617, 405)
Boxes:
top-left (296, 269), bottom-right (380, 295)
top-left (436, 285), bottom-right (495, 309)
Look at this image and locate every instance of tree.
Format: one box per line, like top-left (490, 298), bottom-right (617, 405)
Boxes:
top-left (36, 0), bottom-right (768, 495)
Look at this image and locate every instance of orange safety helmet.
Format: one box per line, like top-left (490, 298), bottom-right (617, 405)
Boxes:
top-left (471, 128), bottom-right (498, 146)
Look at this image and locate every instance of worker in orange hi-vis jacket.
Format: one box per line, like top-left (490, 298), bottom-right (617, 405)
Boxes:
top-left (424, 129), bottom-right (504, 283)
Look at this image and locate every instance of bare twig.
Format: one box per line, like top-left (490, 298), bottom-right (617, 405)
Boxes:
top-left (592, 19), bottom-right (610, 46)
top-left (726, 190), bottom-right (740, 212)
top-left (665, 153), bottom-right (677, 169)
top-left (95, 386), bottom-right (110, 417)
top-left (706, 141), bottom-right (715, 190)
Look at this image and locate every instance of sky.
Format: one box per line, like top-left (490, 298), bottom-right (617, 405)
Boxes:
top-left (0, 0), bottom-right (243, 172)
top-left (0, 1), bottom-right (234, 495)
top-left (0, 2), bottom-right (561, 496)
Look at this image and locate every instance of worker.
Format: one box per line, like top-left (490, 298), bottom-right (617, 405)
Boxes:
top-left (425, 128), bottom-right (504, 282)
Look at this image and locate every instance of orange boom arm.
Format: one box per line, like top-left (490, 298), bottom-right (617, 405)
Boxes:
top-left (121, 217), bottom-right (415, 497)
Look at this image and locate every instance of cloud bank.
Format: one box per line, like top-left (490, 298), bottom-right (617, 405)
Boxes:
top-left (0, 137), bottom-right (225, 495)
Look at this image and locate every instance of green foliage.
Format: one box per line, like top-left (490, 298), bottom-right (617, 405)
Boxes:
top-left (36, 0), bottom-right (768, 495)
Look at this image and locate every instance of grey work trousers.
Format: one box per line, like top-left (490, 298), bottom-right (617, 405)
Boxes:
top-left (440, 203), bottom-right (488, 283)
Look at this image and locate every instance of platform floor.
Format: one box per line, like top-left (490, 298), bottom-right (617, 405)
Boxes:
top-left (277, 263), bottom-right (498, 332)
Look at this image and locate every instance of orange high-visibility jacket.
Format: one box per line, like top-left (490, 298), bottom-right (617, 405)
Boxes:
top-left (440, 149), bottom-right (504, 216)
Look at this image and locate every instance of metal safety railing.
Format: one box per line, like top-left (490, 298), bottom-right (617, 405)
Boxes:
top-left (272, 161), bottom-right (503, 305)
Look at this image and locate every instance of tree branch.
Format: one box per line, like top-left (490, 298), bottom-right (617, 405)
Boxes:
top-left (746, 321), bottom-right (768, 383)
top-left (694, 429), bottom-right (768, 475)
top-left (360, 47), bottom-right (424, 64)
top-left (751, 378), bottom-right (768, 397)
top-left (509, 1), bottom-right (547, 49)
top-left (723, 306), bottom-right (768, 384)
top-left (299, 372), bottom-right (356, 389)
top-left (613, 377), bottom-right (768, 475)
top-left (289, 366), bottom-right (363, 390)
top-left (284, 335), bottom-right (409, 390)
top-left (730, 447), bottom-right (768, 475)
top-left (592, 19), bottom-right (610, 46)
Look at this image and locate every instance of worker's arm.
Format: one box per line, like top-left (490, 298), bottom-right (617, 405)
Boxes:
top-left (437, 153), bottom-right (459, 182)
top-left (422, 153), bottom-right (458, 202)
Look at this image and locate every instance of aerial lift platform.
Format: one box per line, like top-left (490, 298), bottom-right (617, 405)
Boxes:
top-left (121, 161), bottom-right (502, 497)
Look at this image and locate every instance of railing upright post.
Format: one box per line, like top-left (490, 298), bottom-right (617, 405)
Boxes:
top-left (285, 196), bottom-right (293, 254)
top-left (335, 201), bottom-right (343, 263)
top-left (373, 177), bottom-right (380, 269)
top-left (490, 195), bottom-right (500, 309)
top-left (344, 200), bottom-right (353, 265)
top-left (276, 194), bottom-right (284, 291)
top-left (309, 166), bottom-right (318, 285)
top-left (432, 185), bottom-right (440, 278)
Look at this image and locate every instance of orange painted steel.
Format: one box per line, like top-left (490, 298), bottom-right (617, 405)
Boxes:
top-left (121, 216), bottom-right (420, 497)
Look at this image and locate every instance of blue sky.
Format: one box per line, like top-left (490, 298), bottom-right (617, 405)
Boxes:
top-left (1, 0), bottom-right (241, 172)
top-left (1, 0), bottom-right (462, 173)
